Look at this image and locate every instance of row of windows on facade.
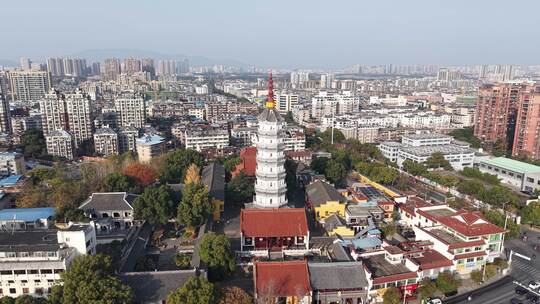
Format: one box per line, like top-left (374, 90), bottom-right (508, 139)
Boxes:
top-left (0, 286), bottom-right (55, 296)
top-left (0, 269), bottom-right (63, 275)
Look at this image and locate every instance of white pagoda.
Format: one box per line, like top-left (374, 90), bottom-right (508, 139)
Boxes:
top-left (254, 72), bottom-right (288, 208)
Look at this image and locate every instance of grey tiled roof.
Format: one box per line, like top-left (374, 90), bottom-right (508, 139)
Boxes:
top-left (79, 192), bottom-right (137, 212)
top-left (306, 180), bottom-right (345, 207)
top-left (308, 262), bottom-right (368, 290)
top-left (201, 162), bottom-right (225, 201)
top-left (258, 107), bottom-right (283, 122)
top-left (120, 270), bottom-right (197, 303)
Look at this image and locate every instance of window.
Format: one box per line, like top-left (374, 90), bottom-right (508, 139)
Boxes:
top-left (28, 270), bottom-right (38, 275)
top-left (40, 270), bottom-right (52, 274)
top-left (20, 280), bottom-right (27, 284)
top-left (53, 269), bottom-right (64, 274)
top-left (527, 177), bottom-right (535, 183)
top-left (34, 280), bottom-right (40, 284)
top-left (0, 271), bottom-right (11, 275)
top-left (407, 279), bottom-right (416, 284)
top-left (474, 246), bottom-right (482, 251)
top-left (9, 288), bottom-right (15, 294)
top-left (477, 257), bottom-right (484, 262)
top-left (47, 280), bottom-right (54, 283)
top-left (244, 237), bottom-right (253, 246)
top-left (467, 258), bottom-right (474, 263)
top-left (457, 259), bottom-right (464, 264)
top-left (14, 270), bottom-right (25, 275)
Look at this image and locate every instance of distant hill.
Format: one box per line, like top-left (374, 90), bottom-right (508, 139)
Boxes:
top-left (0, 59), bottom-right (18, 68)
top-left (68, 48), bottom-right (248, 67)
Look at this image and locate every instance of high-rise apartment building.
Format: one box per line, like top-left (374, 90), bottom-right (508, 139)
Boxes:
top-left (320, 73), bottom-right (335, 89)
top-left (123, 58), bottom-right (141, 75)
top-left (40, 89), bottom-right (93, 146)
top-left (177, 59), bottom-right (190, 74)
top-left (46, 130), bottom-right (75, 160)
top-left (103, 58), bottom-right (121, 81)
top-left (474, 82), bottom-right (531, 151)
top-left (65, 89), bottom-right (93, 146)
top-left (114, 92), bottom-right (146, 129)
top-left (118, 126), bottom-right (139, 153)
top-left (157, 60), bottom-right (176, 76)
top-left (62, 58), bottom-right (86, 77)
top-left (47, 58), bottom-right (65, 77)
top-left (512, 85), bottom-right (540, 159)
top-left (290, 71), bottom-right (310, 86)
top-left (141, 58), bottom-right (155, 79)
top-left (8, 71), bottom-right (51, 101)
top-left (94, 127), bottom-right (119, 157)
top-left (275, 93), bottom-right (299, 114)
top-left (40, 89), bottom-right (67, 136)
top-left (0, 87), bottom-right (11, 134)
top-left (19, 57), bottom-right (31, 71)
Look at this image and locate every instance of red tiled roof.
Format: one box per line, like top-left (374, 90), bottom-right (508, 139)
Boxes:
top-left (447, 239), bottom-right (485, 250)
top-left (410, 250), bottom-right (454, 270)
top-left (399, 197), bottom-right (432, 216)
top-left (437, 211), bottom-right (505, 237)
top-left (453, 251), bottom-right (487, 261)
top-left (372, 272), bottom-right (418, 285)
top-left (232, 146), bottom-right (257, 178)
top-left (286, 149), bottom-right (312, 158)
top-left (384, 245), bottom-right (404, 255)
top-left (378, 201), bottom-right (395, 206)
top-left (255, 261), bottom-right (311, 297)
top-left (241, 208), bottom-right (308, 237)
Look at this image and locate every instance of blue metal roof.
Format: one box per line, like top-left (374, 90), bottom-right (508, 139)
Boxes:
top-left (346, 237), bottom-right (382, 249)
top-left (0, 207), bottom-right (55, 222)
top-left (0, 175), bottom-right (22, 187)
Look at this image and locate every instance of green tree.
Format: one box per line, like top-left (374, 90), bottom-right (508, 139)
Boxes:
top-left (28, 168), bottom-right (56, 184)
top-left (199, 233), bottom-right (235, 280)
top-left (133, 185), bottom-right (176, 225)
top-left (470, 270), bottom-right (483, 283)
top-left (174, 253), bottom-right (192, 269)
top-left (102, 172), bottom-right (137, 193)
top-left (320, 129), bottom-right (345, 146)
top-left (521, 202), bottom-right (540, 226)
top-left (14, 296), bottom-right (43, 304)
top-left (177, 181), bottom-right (214, 228)
top-left (383, 287), bottom-right (401, 304)
top-left (324, 159), bottom-right (347, 187)
top-left (449, 128), bottom-right (481, 149)
top-left (59, 254), bottom-right (133, 304)
top-left (402, 160), bottom-right (427, 176)
top-left (159, 150), bottom-right (205, 183)
top-left (284, 111), bottom-right (295, 125)
top-left (167, 276), bottom-right (222, 304)
top-left (416, 279), bottom-right (438, 300)
top-left (425, 152), bottom-right (452, 170)
top-left (226, 172), bottom-right (254, 206)
top-left (482, 209), bottom-right (519, 239)
top-left (20, 129), bottom-right (47, 158)
top-left (0, 297), bottom-right (14, 304)
top-left (457, 180), bottom-right (485, 197)
top-left (310, 157), bottom-right (329, 174)
top-left (436, 271), bottom-right (461, 296)
top-left (219, 287), bottom-right (252, 304)
top-left (479, 186), bottom-right (518, 207)
top-left (285, 159), bottom-right (298, 200)
top-left (222, 156), bottom-right (241, 174)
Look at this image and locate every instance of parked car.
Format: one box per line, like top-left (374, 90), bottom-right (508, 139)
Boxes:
top-left (426, 298), bottom-right (442, 304)
top-left (511, 298), bottom-right (523, 304)
top-left (529, 281), bottom-right (540, 290)
top-left (527, 293), bottom-right (540, 304)
top-left (516, 287), bottom-right (528, 295)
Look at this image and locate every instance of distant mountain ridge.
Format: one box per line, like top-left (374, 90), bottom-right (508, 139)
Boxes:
top-left (68, 48), bottom-right (248, 67)
top-left (0, 59), bottom-right (18, 68)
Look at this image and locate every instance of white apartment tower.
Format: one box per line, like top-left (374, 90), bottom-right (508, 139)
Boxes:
top-left (93, 127), bottom-right (119, 157)
top-left (114, 92), bottom-right (146, 129)
top-left (254, 73), bottom-right (287, 208)
top-left (40, 89), bottom-right (93, 147)
top-left (65, 89), bottom-right (93, 146)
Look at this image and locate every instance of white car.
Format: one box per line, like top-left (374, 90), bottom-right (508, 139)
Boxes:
top-left (427, 298), bottom-right (443, 304)
top-left (529, 281), bottom-right (540, 289)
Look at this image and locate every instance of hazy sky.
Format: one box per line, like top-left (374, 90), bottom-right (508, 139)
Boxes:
top-left (3, 0), bottom-right (540, 68)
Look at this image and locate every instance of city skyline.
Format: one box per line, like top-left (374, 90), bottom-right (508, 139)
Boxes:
top-left (3, 0), bottom-right (540, 68)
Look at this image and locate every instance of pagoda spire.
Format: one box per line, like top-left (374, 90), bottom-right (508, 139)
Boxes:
top-left (265, 71), bottom-right (275, 108)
